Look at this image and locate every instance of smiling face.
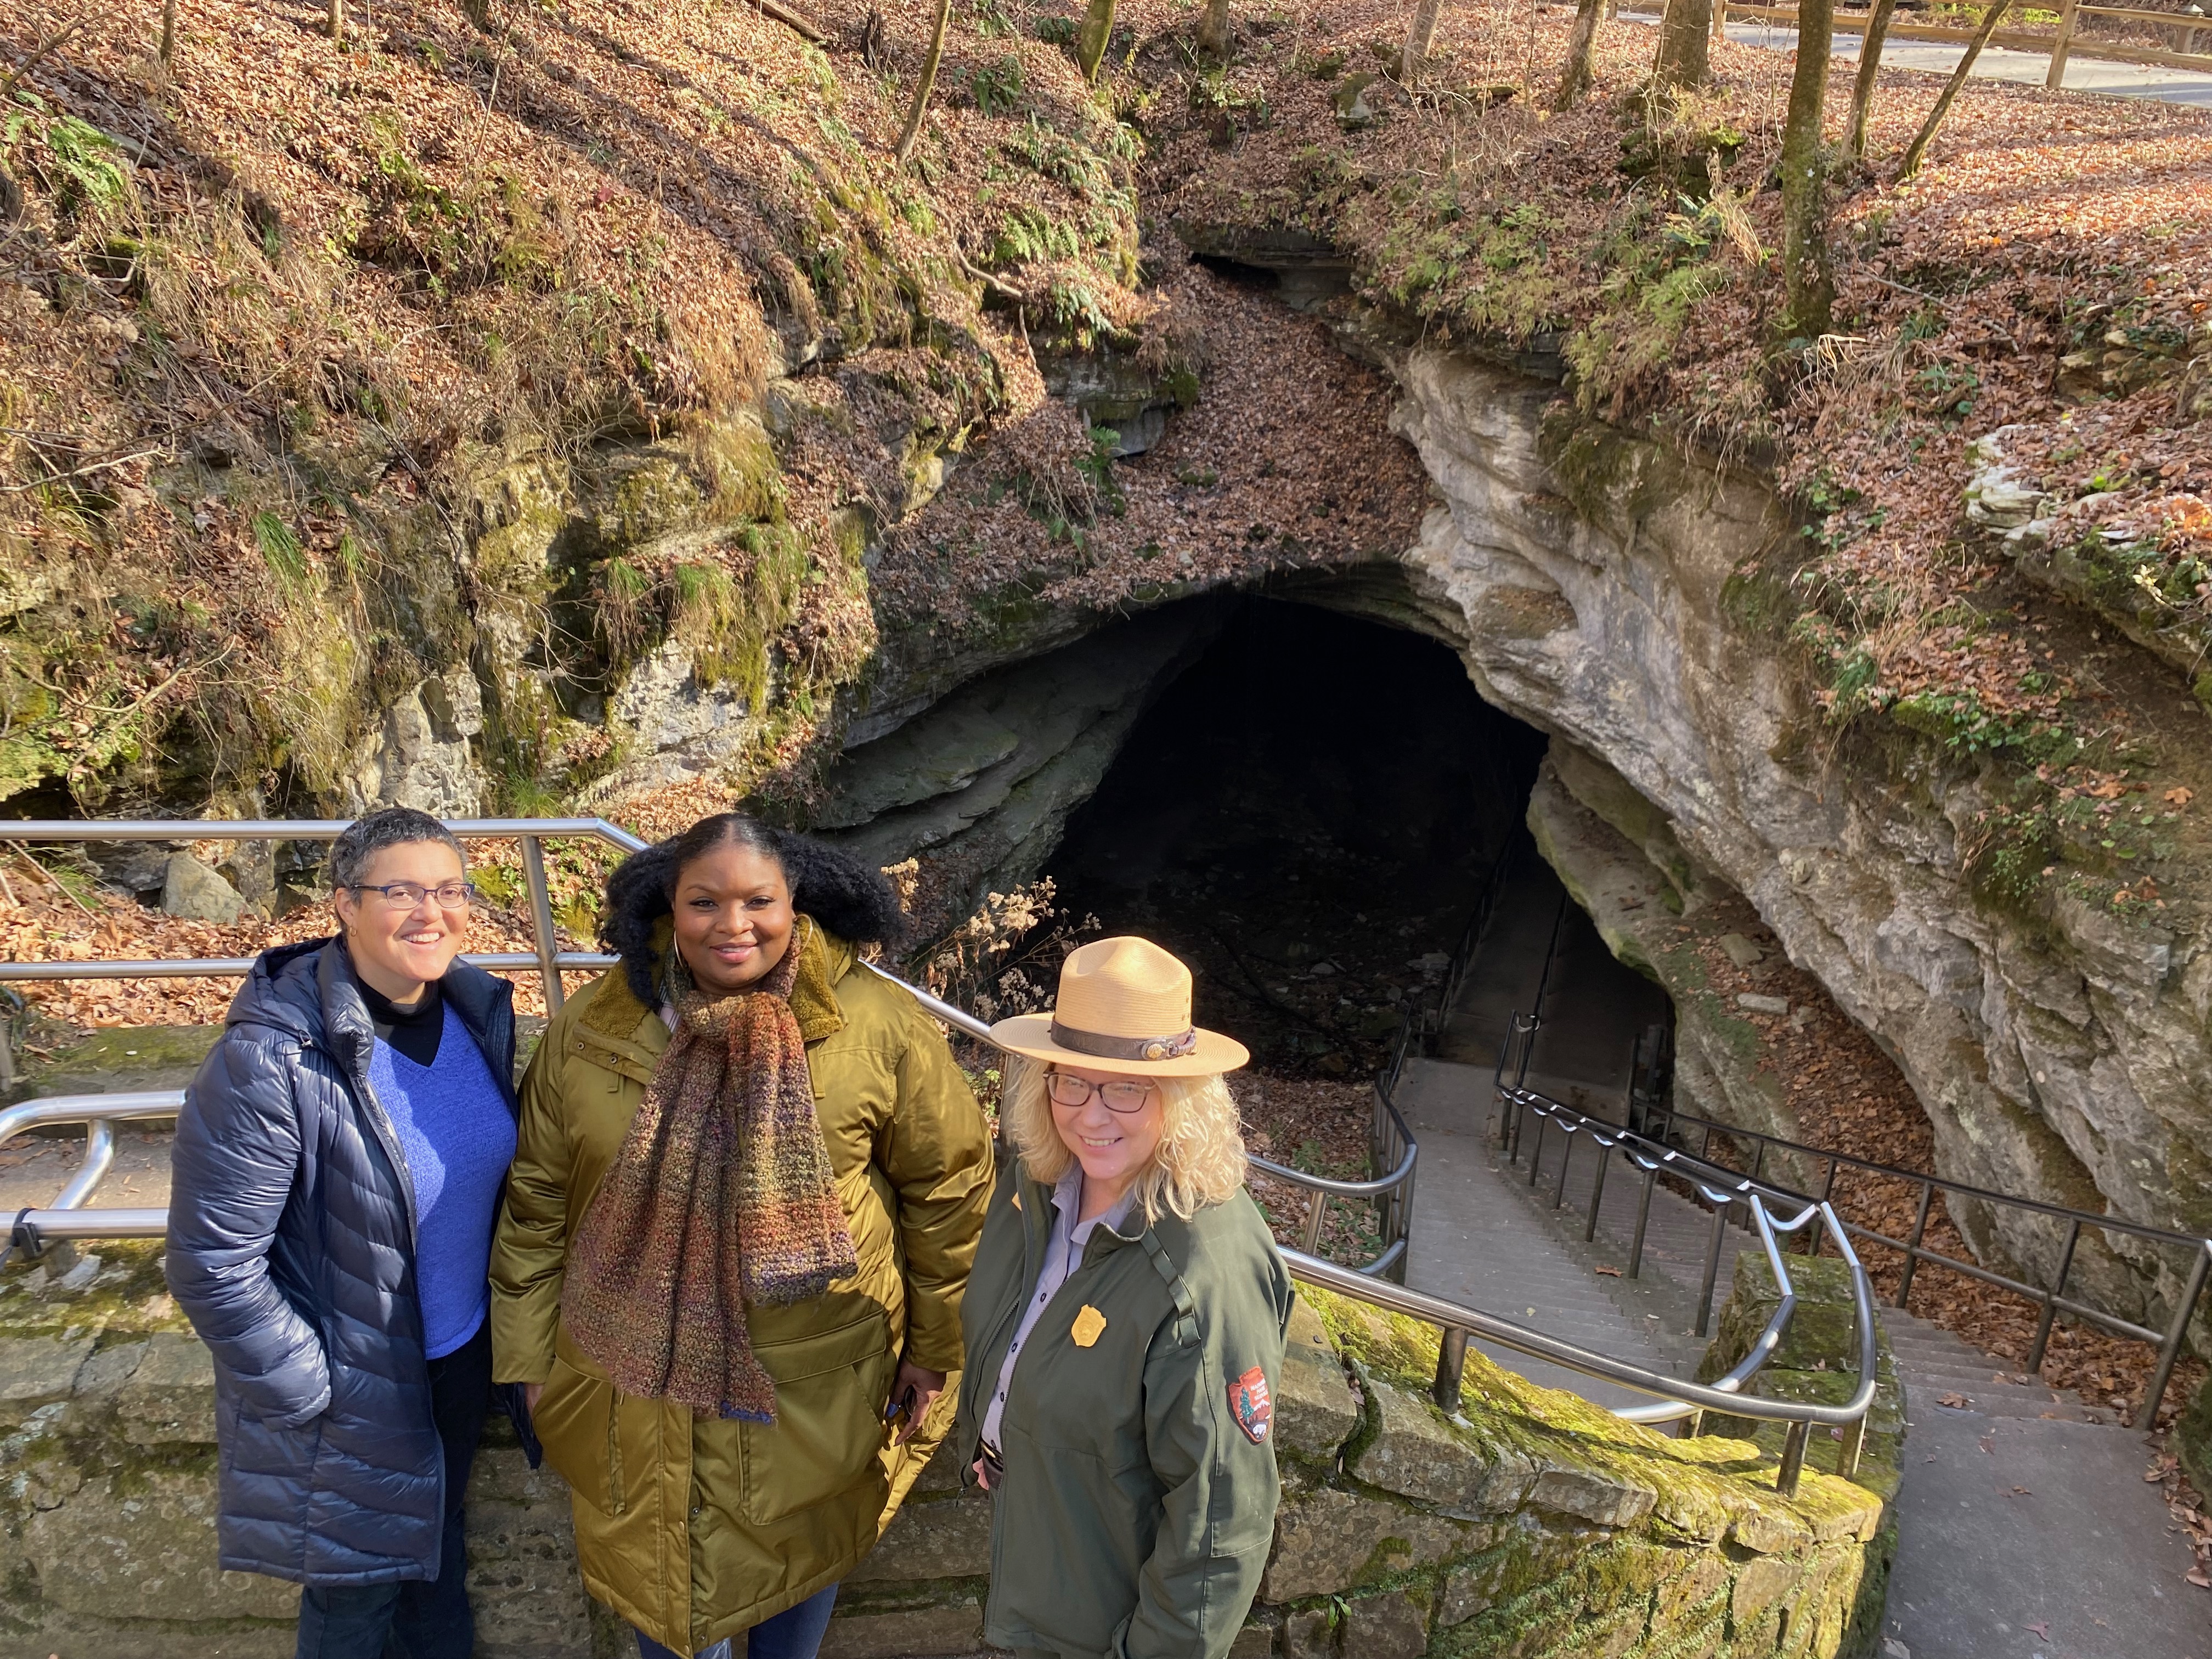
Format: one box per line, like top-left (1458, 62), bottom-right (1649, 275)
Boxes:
top-left (670, 839), bottom-right (795, 999)
top-left (331, 840), bottom-right (470, 1005)
top-left (1048, 1064), bottom-right (1166, 1200)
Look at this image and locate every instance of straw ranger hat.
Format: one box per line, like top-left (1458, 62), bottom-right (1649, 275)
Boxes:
top-left (990, 936), bottom-right (1249, 1077)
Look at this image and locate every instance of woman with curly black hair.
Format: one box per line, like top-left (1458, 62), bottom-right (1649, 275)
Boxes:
top-left (490, 813), bottom-right (992, 1659)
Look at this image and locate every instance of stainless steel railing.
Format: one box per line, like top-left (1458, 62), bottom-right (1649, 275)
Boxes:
top-left (0, 818), bottom-right (654, 1013)
top-left (1285, 1214), bottom-right (1880, 1496)
top-left (0, 819), bottom-right (1881, 1491)
top-left (0, 812), bottom-right (1432, 1274)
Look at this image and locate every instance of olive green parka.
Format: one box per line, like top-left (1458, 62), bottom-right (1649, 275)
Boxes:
top-left (955, 1158), bottom-right (1294, 1659)
top-left (489, 926), bottom-right (992, 1653)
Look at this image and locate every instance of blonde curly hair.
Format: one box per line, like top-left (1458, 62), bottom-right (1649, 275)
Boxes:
top-left (1000, 1056), bottom-right (1249, 1224)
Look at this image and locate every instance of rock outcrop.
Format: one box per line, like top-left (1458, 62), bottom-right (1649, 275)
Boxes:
top-left (1383, 345), bottom-right (2209, 1329)
top-left (816, 602), bottom-right (1228, 934)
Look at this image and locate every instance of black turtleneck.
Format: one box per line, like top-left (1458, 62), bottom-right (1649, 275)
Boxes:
top-left (358, 974), bottom-right (444, 1067)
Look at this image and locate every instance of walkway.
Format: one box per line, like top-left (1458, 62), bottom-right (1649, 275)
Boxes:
top-left (1617, 10), bottom-right (2212, 107)
top-left (1415, 914), bottom-right (2210, 1657)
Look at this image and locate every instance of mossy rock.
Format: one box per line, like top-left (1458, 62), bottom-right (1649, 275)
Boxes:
top-left (4, 1025), bottom-right (221, 1107)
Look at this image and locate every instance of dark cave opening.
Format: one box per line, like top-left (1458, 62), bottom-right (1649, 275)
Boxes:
top-left (1042, 597), bottom-right (1548, 1075)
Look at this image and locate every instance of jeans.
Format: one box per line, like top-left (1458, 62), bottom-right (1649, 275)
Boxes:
top-left (634, 1584), bottom-right (840, 1659)
top-left (295, 1320), bottom-right (493, 1659)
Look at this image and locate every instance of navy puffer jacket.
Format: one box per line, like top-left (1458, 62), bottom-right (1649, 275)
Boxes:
top-left (166, 937), bottom-right (517, 1585)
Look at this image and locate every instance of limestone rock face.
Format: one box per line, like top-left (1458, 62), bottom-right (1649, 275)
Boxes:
top-left (1389, 344), bottom-right (2212, 1326)
top-left (580, 640), bottom-right (754, 805)
top-left (344, 669), bottom-right (488, 816)
top-left (818, 603), bottom-right (1228, 934)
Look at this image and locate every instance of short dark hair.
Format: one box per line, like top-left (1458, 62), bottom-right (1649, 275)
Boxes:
top-left (602, 812), bottom-right (904, 1004)
top-left (329, 807), bottom-right (466, 892)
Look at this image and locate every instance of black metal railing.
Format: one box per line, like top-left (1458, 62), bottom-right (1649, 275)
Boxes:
top-left (1494, 1010), bottom-right (2212, 1430)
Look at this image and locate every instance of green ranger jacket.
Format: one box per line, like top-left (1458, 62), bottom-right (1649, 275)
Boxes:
top-left (955, 1158), bottom-right (1294, 1659)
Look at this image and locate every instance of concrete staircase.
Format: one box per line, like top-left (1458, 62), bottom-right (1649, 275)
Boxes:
top-left (1398, 1049), bottom-right (2208, 1658)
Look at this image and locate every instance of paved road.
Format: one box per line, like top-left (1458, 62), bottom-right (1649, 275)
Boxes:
top-left (1619, 11), bottom-right (2212, 108)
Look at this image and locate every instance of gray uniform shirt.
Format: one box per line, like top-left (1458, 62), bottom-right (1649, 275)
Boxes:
top-left (979, 1164), bottom-right (1135, 1451)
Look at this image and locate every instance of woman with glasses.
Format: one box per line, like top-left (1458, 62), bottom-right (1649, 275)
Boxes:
top-left (957, 936), bottom-right (1293, 1659)
top-left (168, 805), bottom-right (519, 1659)
top-left (490, 812), bottom-right (991, 1659)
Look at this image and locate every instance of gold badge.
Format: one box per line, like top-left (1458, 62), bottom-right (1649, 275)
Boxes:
top-left (1071, 1305), bottom-right (1107, 1347)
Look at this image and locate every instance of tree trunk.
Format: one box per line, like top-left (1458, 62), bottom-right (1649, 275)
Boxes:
top-left (1777, 0), bottom-right (1833, 342)
top-left (328, 0), bottom-right (343, 43)
top-left (1400, 0), bottom-right (1444, 80)
top-left (159, 0), bottom-right (179, 64)
top-left (1651, 0), bottom-right (1711, 87)
top-left (1196, 0), bottom-right (1231, 59)
top-left (1075, 0), bottom-right (1118, 80)
top-left (1845, 0), bottom-right (1900, 159)
top-left (894, 0), bottom-right (953, 165)
top-left (1652, 0), bottom-right (1712, 89)
top-left (1711, 0), bottom-right (1728, 46)
top-left (1897, 0), bottom-right (2011, 178)
top-left (1552, 0), bottom-right (1604, 108)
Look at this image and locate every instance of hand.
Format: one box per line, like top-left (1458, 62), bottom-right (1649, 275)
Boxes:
top-left (971, 1455), bottom-right (992, 1491)
top-left (523, 1382), bottom-right (543, 1417)
top-left (886, 1359), bottom-right (947, 1446)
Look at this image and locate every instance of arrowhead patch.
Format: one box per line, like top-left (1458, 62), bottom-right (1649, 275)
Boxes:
top-left (1229, 1366), bottom-right (1272, 1444)
top-left (1071, 1305), bottom-right (1107, 1347)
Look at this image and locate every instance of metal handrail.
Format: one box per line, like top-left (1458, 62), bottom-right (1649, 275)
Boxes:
top-left (1286, 1207), bottom-right (1880, 1496)
top-left (1494, 1058), bottom-right (1868, 1397)
top-left (0, 817), bottom-right (653, 1014)
top-left (1496, 1017), bottom-right (2212, 1430)
top-left (0, 820), bottom-right (1887, 1494)
top-left (0, 1091), bottom-right (184, 1260)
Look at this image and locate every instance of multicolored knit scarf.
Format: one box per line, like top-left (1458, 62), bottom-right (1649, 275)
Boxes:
top-left (561, 922), bottom-right (858, 1421)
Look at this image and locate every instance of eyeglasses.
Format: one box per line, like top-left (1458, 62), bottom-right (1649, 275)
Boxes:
top-left (348, 881), bottom-right (478, 911)
top-left (1046, 1071), bottom-right (1158, 1114)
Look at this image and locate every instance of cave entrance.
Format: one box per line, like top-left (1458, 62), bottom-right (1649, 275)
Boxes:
top-left (1042, 597), bottom-right (1573, 1081)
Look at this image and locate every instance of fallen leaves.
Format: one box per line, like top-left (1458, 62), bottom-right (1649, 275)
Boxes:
top-left (1939, 1392), bottom-right (1971, 1408)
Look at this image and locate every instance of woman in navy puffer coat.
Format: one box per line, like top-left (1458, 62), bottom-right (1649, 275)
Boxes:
top-left (167, 808), bottom-right (520, 1659)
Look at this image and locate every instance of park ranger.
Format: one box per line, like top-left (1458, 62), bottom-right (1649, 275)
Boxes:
top-left (957, 936), bottom-right (1293, 1659)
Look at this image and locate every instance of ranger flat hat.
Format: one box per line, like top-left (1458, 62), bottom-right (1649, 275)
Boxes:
top-left (990, 935), bottom-right (1249, 1077)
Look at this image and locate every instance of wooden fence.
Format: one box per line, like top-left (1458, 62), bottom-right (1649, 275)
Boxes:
top-left (1708, 0), bottom-right (2212, 82)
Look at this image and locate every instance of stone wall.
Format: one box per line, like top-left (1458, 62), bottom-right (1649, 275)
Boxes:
top-left (0, 1242), bottom-right (1893, 1659)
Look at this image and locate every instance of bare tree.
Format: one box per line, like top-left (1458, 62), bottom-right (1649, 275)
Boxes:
top-left (894, 0), bottom-right (953, 164)
top-left (1553, 0), bottom-right (1604, 106)
top-left (329, 0), bottom-right (344, 43)
top-left (1400, 0), bottom-right (1444, 79)
top-left (1196, 0), bottom-right (1231, 59)
top-left (1897, 0), bottom-right (2011, 178)
top-left (1652, 0), bottom-right (1712, 88)
top-left (159, 0), bottom-right (179, 61)
top-left (1845, 0), bottom-right (1900, 159)
top-left (1776, 0), bottom-right (1833, 340)
top-left (1075, 0), bottom-right (1117, 80)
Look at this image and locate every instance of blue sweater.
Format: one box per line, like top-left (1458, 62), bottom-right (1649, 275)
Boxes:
top-left (366, 1003), bottom-right (518, 1359)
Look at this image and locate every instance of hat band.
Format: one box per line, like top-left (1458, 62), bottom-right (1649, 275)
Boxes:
top-left (1049, 1019), bottom-right (1199, 1063)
